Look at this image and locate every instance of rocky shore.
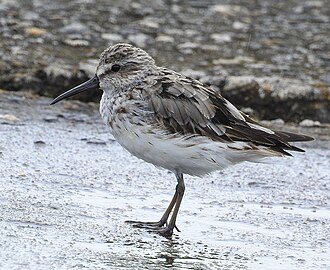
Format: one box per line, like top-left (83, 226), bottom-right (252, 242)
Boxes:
top-left (1, 0), bottom-right (329, 122)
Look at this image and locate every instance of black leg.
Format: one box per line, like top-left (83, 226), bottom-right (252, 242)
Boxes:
top-left (125, 171), bottom-right (185, 237)
top-left (126, 186), bottom-right (178, 228)
top-left (157, 172), bottom-right (185, 237)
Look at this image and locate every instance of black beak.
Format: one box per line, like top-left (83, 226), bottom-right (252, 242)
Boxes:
top-left (50, 74), bottom-right (100, 105)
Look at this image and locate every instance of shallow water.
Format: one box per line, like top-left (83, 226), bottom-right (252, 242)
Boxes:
top-left (0, 92), bottom-right (329, 270)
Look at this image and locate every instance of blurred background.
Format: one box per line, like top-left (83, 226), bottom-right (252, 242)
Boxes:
top-left (1, 0), bottom-right (329, 122)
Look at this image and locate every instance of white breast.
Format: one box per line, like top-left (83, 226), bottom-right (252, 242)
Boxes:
top-left (109, 117), bottom-right (277, 176)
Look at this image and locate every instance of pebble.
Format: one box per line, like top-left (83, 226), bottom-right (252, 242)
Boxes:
top-left (177, 42), bottom-right (199, 54)
top-left (199, 74), bottom-right (227, 86)
top-left (213, 56), bottom-right (254, 65)
top-left (266, 78), bottom-right (322, 100)
top-left (209, 4), bottom-right (248, 16)
top-left (201, 45), bottom-right (220, 52)
top-left (44, 62), bottom-right (73, 80)
top-left (180, 69), bottom-right (206, 79)
top-left (270, 118), bottom-right (285, 125)
top-left (0, 114), bottom-right (20, 122)
top-left (43, 117), bottom-right (58, 123)
top-left (299, 119), bottom-right (321, 127)
top-left (25, 27), bottom-right (47, 36)
top-left (232, 21), bottom-right (249, 31)
top-left (34, 140), bottom-right (46, 145)
top-left (128, 33), bottom-right (149, 47)
top-left (79, 59), bottom-right (99, 77)
top-left (155, 35), bottom-right (174, 43)
top-left (63, 39), bottom-right (90, 47)
top-left (240, 107), bottom-right (255, 116)
top-left (59, 22), bottom-right (90, 34)
top-left (223, 76), bottom-right (259, 93)
top-left (139, 18), bottom-right (160, 29)
top-left (101, 33), bottom-right (123, 43)
top-left (210, 33), bottom-right (232, 43)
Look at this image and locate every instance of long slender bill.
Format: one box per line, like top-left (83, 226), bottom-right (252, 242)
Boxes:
top-left (50, 74), bottom-right (100, 105)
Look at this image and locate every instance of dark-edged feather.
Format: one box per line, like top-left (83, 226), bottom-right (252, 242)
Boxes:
top-left (274, 131), bottom-right (314, 142)
top-left (140, 68), bottom-right (313, 156)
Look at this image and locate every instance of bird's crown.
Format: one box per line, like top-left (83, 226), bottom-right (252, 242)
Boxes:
top-left (96, 43), bottom-right (156, 90)
top-left (98, 43), bottom-right (154, 69)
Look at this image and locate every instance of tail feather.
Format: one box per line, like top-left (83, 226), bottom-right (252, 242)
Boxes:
top-left (274, 131), bottom-right (314, 142)
top-left (269, 147), bottom-right (293, 156)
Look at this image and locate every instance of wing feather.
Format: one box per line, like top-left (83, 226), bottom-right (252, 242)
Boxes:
top-left (140, 69), bottom-right (313, 155)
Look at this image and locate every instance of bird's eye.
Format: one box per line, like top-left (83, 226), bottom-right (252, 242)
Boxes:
top-left (111, 64), bottom-right (121, 72)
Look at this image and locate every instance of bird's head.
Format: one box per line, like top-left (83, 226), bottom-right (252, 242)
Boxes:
top-left (50, 43), bottom-right (155, 105)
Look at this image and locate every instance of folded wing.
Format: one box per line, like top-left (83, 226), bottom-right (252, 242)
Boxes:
top-left (141, 69), bottom-right (313, 156)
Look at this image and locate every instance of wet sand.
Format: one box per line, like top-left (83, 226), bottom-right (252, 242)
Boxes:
top-left (0, 91), bottom-right (329, 270)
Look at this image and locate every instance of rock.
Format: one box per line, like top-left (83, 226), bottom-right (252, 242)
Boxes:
top-left (36, 61), bottom-right (101, 102)
top-left (232, 21), bottom-right (249, 31)
top-left (139, 18), bottom-right (160, 29)
top-left (180, 69), bottom-right (206, 80)
top-left (128, 33), bottom-right (149, 47)
top-left (63, 39), bottom-right (90, 47)
top-left (320, 73), bottom-right (330, 84)
top-left (223, 76), bottom-right (259, 96)
top-left (34, 140), bottom-right (46, 145)
top-left (222, 76), bottom-right (330, 122)
top-left (184, 29), bottom-right (199, 37)
top-left (201, 45), bottom-right (220, 52)
top-left (25, 27), bottom-right (47, 36)
top-left (79, 59), bottom-right (99, 77)
top-left (209, 4), bottom-right (249, 16)
top-left (171, 4), bottom-right (181, 13)
top-left (305, 1), bottom-right (324, 8)
top-left (101, 33), bottom-right (123, 43)
top-left (210, 33), bottom-right (232, 43)
top-left (299, 119), bottom-right (321, 127)
top-left (21, 11), bottom-right (40, 21)
top-left (177, 42), bottom-right (199, 50)
top-left (177, 42), bottom-right (199, 54)
top-left (155, 35), bottom-right (174, 43)
top-left (198, 74), bottom-right (227, 87)
top-left (0, 114), bottom-right (20, 122)
top-left (256, 77), bottom-right (324, 101)
top-left (59, 22), bottom-right (90, 34)
top-left (44, 62), bottom-right (74, 81)
top-left (270, 118), bottom-right (285, 125)
top-left (85, 139), bottom-right (107, 145)
top-left (213, 56), bottom-right (255, 65)
top-left (240, 107), bottom-right (255, 116)
top-left (43, 117), bottom-right (58, 123)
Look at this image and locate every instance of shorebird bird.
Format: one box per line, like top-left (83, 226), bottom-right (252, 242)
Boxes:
top-left (51, 43), bottom-right (313, 237)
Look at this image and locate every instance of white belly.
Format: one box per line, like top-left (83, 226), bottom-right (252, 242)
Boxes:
top-left (108, 117), bottom-right (275, 176)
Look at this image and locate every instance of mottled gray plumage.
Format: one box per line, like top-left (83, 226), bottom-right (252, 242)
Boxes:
top-left (142, 69), bottom-right (311, 154)
top-left (51, 43), bottom-right (313, 237)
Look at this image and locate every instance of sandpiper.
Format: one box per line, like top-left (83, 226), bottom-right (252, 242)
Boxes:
top-left (51, 43), bottom-right (313, 237)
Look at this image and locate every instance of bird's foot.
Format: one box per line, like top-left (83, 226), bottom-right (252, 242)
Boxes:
top-left (125, 219), bottom-right (165, 229)
top-left (151, 224), bottom-right (175, 238)
top-left (125, 220), bottom-right (179, 238)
